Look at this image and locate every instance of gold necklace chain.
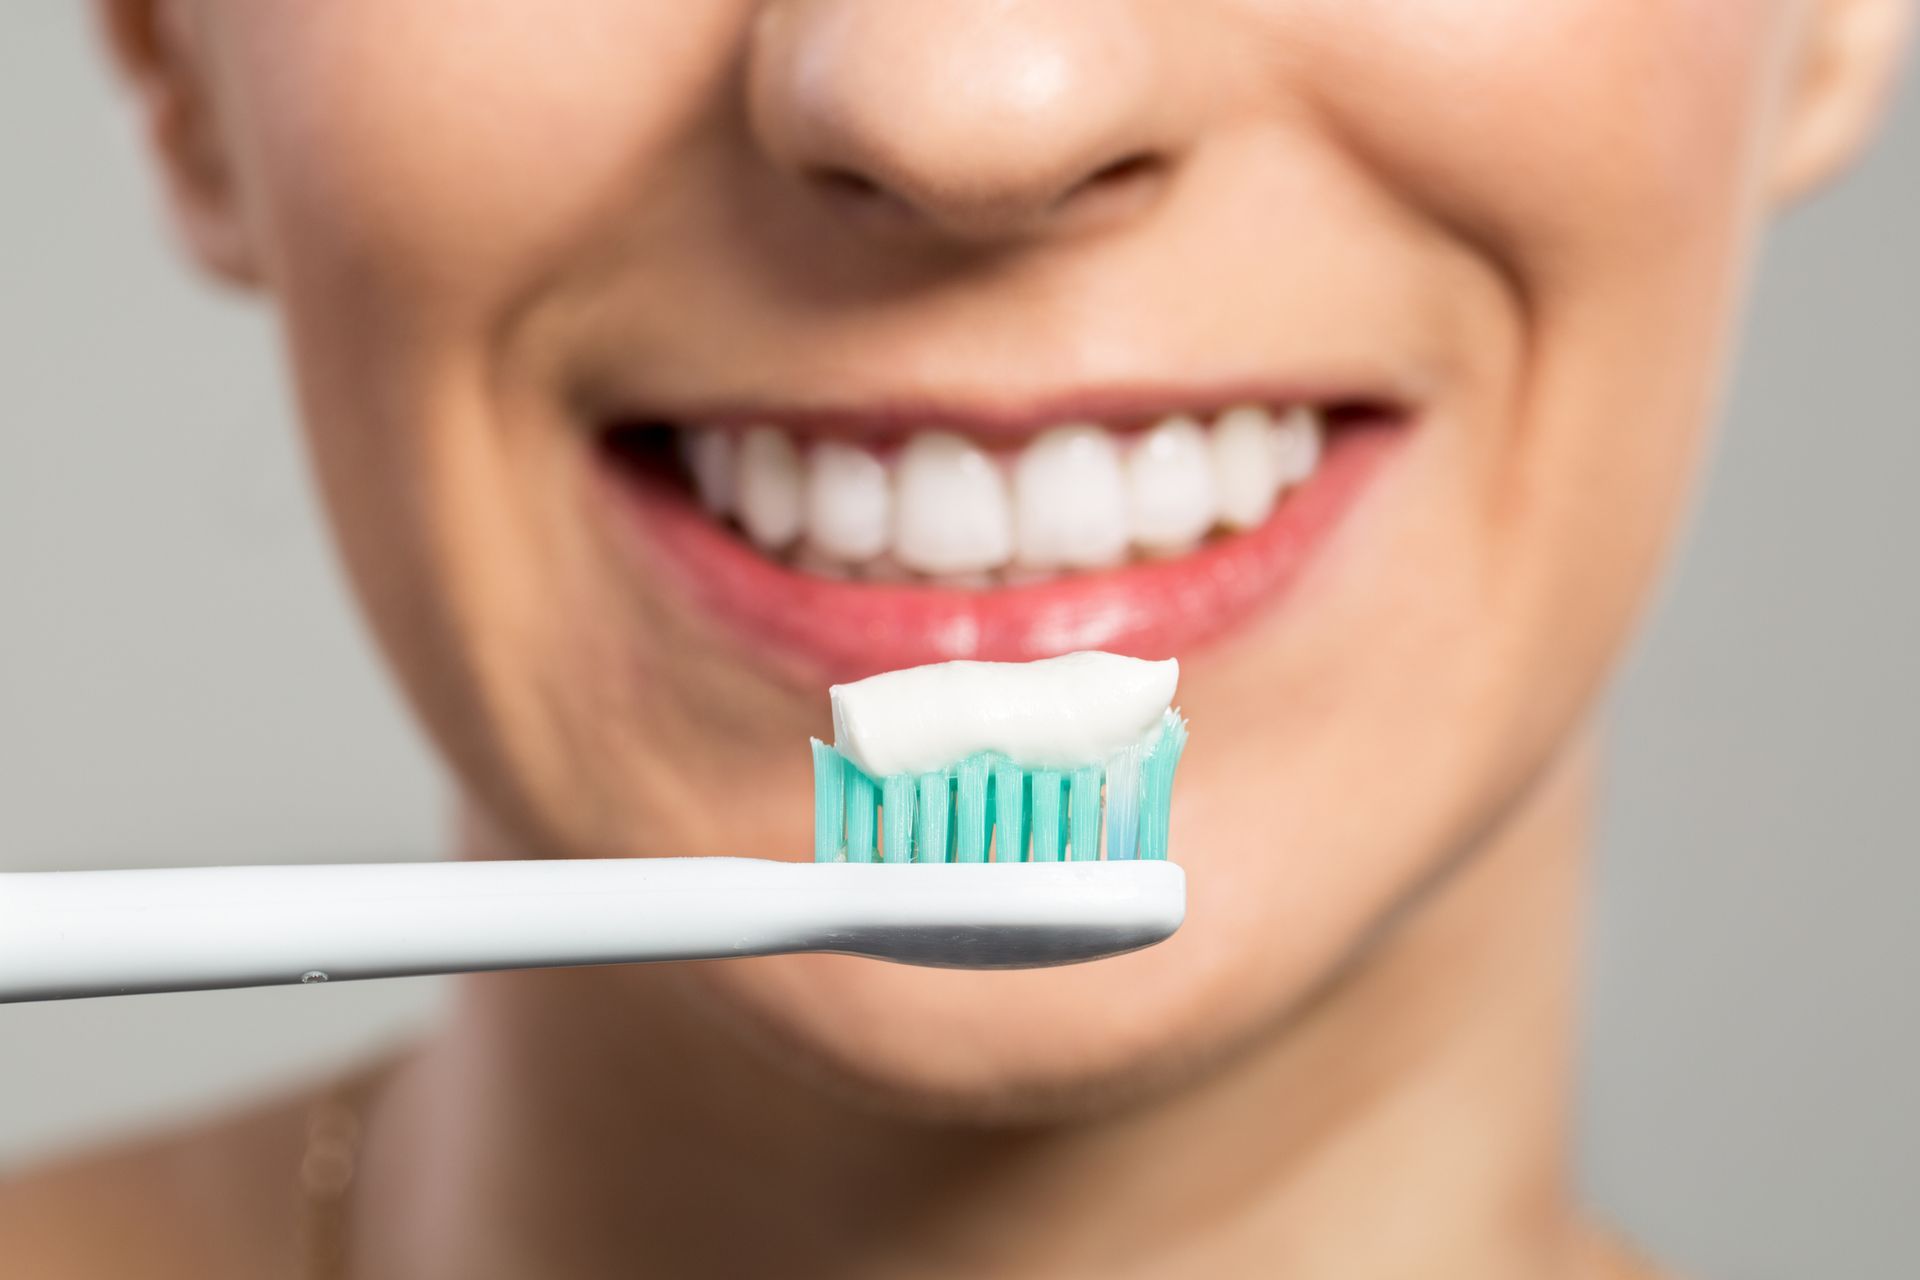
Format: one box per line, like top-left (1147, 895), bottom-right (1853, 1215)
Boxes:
top-left (298, 1066), bottom-right (387, 1280)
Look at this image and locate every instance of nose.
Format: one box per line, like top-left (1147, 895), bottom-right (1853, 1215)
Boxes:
top-left (749, 0), bottom-right (1185, 243)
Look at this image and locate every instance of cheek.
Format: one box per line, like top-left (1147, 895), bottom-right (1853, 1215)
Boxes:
top-left (193, 2), bottom-right (784, 852)
top-left (211, 0), bottom-right (749, 313)
top-left (1307, 1), bottom-right (1792, 632)
top-left (1305, 0), bottom-right (1788, 263)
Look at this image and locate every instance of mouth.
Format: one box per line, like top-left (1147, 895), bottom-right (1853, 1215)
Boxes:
top-left (593, 389), bottom-right (1411, 682)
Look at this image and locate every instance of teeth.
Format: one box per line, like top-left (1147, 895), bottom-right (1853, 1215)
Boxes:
top-left (681, 430), bottom-right (734, 515)
top-left (673, 404), bottom-right (1328, 582)
top-left (860, 553), bottom-right (915, 583)
top-left (790, 544), bottom-right (855, 580)
top-left (1126, 415), bottom-right (1216, 553)
top-left (1211, 405), bottom-right (1281, 530)
top-left (894, 432), bottom-right (1015, 574)
top-left (805, 441), bottom-right (891, 562)
top-left (735, 425), bottom-right (805, 549)
top-left (1269, 405), bottom-right (1323, 487)
top-left (1013, 424), bottom-right (1129, 569)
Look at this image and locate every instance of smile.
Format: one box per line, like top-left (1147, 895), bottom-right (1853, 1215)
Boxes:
top-left (595, 391), bottom-right (1411, 681)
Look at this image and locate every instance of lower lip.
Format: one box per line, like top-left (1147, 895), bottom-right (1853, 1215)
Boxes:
top-left (599, 421), bottom-right (1406, 684)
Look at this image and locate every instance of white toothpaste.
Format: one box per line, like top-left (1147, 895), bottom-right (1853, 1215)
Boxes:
top-left (829, 651), bottom-right (1179, 778)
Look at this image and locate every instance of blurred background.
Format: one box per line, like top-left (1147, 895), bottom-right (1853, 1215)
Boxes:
top-left (2, 6), bottom-right (1915, 1275)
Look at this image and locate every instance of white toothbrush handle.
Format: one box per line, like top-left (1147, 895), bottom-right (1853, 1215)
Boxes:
top-left (0, 857), bottom-right (1185, 1001)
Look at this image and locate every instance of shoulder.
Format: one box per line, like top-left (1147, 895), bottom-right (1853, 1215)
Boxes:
top-left (0, 1092), bottom-right (310, 1280)
top-left (1586, 1224), bottom-right (1674, 1280)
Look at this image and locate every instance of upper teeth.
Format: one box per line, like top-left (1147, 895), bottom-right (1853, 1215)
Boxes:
top-left (681, 406), bottom-right (1325, 582)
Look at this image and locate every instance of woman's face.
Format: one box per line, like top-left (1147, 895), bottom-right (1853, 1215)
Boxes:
top-left (128, 1), bottom-right (1903, 1110)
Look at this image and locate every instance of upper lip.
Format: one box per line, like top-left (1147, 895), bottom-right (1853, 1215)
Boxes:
top-left (590, 379), bottom-right (1412, 446)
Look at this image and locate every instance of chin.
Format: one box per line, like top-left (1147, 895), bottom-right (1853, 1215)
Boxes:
top-left (664, 940), bottom-right (1259, 1126)
top-left (640, 785), bottom-right (1416, 1127)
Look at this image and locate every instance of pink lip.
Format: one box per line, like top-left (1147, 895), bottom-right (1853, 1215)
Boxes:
top-left (596, 414), bottom-right (1407, 686)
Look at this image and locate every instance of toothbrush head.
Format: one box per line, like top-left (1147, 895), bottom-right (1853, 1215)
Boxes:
top-left (800, 656), bottom-right (1191, 967)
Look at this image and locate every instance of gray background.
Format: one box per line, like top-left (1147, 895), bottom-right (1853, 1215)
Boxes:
top-left (2, 6), bottom-right (1915, 1276)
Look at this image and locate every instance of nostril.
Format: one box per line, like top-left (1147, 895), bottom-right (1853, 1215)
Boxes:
top-left (1082, 151), bottom-right (1161, 193)
top-left (806, 150), bottom-right (1170, 240)
top-left (813, 167), bottom-right (883, 201)
top-left (1052, 148), bottom-right (1170, 226)
top-left (808, 165), bottom-right (921, 226)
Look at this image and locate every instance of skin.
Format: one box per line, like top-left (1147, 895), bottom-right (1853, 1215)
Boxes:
top-left (2, 1), bottom-right (1909, 1275)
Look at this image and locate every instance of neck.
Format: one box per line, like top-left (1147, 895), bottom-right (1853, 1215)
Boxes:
top-left (359, 742), bottom-right (1598, 1280)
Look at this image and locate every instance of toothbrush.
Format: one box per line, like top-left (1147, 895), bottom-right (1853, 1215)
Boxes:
top-left (0, 857), bottom-right (1184, 1003)
top-left (0, 661), bottom-right (1188, 1003)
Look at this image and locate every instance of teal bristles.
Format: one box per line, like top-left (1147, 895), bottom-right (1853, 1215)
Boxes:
top-left (808, 709), bottom-right (1188, 864)
top-left (1135, 714), bottom-right (1187, 861)
top-left (994, 759), bottom-right (1026, 862)
top-left (810, 740), bottom-right (845, 864)
top-left (845, 770), bottom-right (877, 863)
top-left (1102, 737), bottom-right (1145, 862)
top-left (1029, 770), bottom-right (1064, 862)
top-left (881, 775), bottom-right (916, 864)
top-left (953, 755), bottom-right (991, 863)
top-left (1069, 767), bottom-right (1102, 862)
top-left (914, 773), bottom-right (951, 864)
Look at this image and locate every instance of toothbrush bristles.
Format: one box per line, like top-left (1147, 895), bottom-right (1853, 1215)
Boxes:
top-left (809, 710), bottom-right (1187, 864)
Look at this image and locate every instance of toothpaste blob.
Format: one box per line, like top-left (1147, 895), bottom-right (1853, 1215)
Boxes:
top-left (829, 651), bottom-right (1179, 778)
